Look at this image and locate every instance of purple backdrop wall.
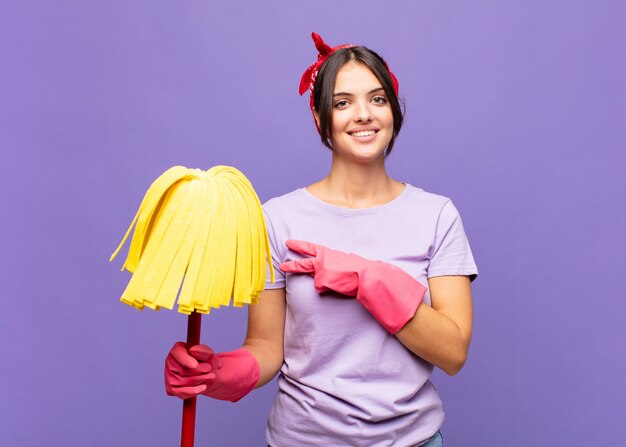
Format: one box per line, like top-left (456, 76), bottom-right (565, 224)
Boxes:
top-left (2, 1), bottom-right (625, 445)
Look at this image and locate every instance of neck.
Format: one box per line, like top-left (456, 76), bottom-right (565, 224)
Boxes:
top-left (307, 154), bottom-right (404, 208)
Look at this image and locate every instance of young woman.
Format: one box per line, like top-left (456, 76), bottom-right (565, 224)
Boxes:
top-left (165, 33), bottom-right (478, 447)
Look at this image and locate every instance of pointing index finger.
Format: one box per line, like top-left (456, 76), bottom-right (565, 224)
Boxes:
top-left (285, 240), bottom-right (324, 257)
top-left (280, 258), bottom-right (316, 274)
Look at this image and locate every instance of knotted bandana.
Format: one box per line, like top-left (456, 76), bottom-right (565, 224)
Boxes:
top-left (298, 32), bottom-right (399, 111)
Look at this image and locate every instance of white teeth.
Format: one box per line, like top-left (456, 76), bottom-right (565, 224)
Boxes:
top-left (351, 130), bottom-right (375, 137)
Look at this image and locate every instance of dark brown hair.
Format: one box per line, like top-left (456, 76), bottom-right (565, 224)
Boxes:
top-left (313, 46), bottom-right (404, 155)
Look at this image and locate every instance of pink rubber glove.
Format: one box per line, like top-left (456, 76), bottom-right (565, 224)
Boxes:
top-left (280, 240), bottom-right (427, 334)
top-left (164, 342), bottom-right (260, 402)
top-left (191, 345), bottom-right (260, 402)
top-left (165, 342), bottom-right (218, 400)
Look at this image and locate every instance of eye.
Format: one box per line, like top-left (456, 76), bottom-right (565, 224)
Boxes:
top-left (372, 95), bottom-right (388, 105)
top-left (334, 99), bottom-right (349, 109)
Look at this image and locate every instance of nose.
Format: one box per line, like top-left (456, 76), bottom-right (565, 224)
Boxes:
top-left (353, 99), bottom-right (372, 123)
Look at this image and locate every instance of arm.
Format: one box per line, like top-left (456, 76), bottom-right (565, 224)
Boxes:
top-left (243, 287), bottom-right (286, 387)
top-left (280, 240), bottom-right (474, 376)
top-left (395, 275), bottom-right (473, 376)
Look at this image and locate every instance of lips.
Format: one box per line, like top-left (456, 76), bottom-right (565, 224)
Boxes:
top-left (347, 127), bottom-right (379, 138)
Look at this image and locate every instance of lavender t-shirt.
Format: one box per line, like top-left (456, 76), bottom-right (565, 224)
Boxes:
top-left (263, 185), bottom-right (477, 447)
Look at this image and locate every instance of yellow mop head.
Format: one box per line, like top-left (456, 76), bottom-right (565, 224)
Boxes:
top-left (110, 165), bottom-right (275, 314)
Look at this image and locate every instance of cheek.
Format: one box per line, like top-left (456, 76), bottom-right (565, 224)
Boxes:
top-left (381, 107), bottom-right (394, 127)
top-left (330, 111), bottom-right (348, 134)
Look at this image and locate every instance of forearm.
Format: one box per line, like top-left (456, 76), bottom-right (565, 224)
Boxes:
top-left (243, 337), bottom-right (284, 387)
top-left (395, 302), bottom-right (471, 375)
top-left (243, 287), bottom-right (286, 388)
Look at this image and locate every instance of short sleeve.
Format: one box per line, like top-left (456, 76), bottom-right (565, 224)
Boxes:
top-left (427, 200), bottom-right (478, 281)
top-left (263, 208), bottom-right (286, 289)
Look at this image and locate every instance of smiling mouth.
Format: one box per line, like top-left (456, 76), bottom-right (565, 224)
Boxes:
top-left (348, 130), bottom-right (378, 138)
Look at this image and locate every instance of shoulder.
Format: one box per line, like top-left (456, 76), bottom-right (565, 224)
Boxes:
top-left (262, 188), bottom-right (322, 233)
top-left (402, 184), bottom-right (454, 215)
top-left (262, 188), bottom-right (305, 217)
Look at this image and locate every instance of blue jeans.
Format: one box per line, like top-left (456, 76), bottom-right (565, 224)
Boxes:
top-left (418, 431), bottom-right (444, 447)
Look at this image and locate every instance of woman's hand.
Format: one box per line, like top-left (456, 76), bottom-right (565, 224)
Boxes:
top-left (279, 240), bottom-right (361, 296)
top-left (164, 342), bottom-right (260, 402)
top-left (164, 342), bottom-right (218, 400)
top-left (280, 239), bottom-right (427, 334)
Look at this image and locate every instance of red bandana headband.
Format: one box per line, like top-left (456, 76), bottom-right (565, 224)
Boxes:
top-left (298, 32), bottom-right (400, 112)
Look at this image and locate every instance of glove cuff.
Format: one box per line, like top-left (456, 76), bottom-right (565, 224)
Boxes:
top-left (357, 262), bottom-right (427, 334)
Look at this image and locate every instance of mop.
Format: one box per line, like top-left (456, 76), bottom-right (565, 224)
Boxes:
top-left (110, 165), bottom-right (274, 447)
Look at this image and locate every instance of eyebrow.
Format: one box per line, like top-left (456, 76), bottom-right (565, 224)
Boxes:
top-left (333, 87), bottom-right (385, 97)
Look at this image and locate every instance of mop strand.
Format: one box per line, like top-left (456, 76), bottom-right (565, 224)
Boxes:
top-left (110, 165), bottom-right (275, 314)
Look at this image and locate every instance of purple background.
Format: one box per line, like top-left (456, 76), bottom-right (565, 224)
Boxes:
top-left (2, 1), bottom-right (625, 445)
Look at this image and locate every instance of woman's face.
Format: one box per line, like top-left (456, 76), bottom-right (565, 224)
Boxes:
top-left (327, 61), bottom-right (394, 163)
